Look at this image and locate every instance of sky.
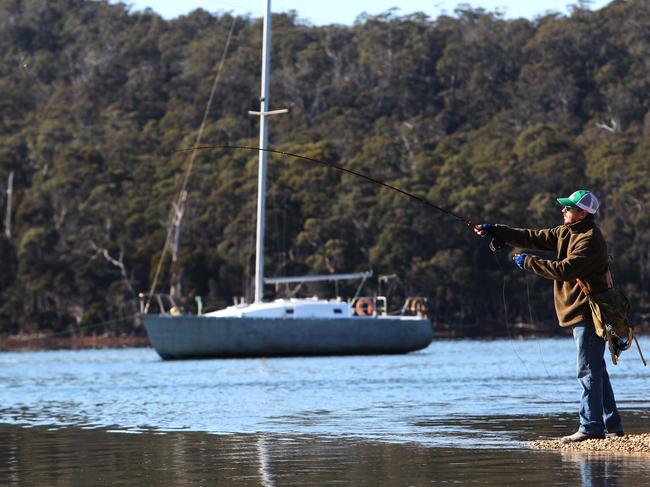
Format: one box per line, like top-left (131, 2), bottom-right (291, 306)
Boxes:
top-left (113, 0), bottom-right (613, 25)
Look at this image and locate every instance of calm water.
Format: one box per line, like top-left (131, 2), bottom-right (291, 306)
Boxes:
top-left (1, 338), bottom-right (649, 486)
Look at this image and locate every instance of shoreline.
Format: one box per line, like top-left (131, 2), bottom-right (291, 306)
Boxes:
top-left (0, 333), bottom-right (151, 352)
top-left (0, 329), bottom-right (561, 352)
top-left (1, 325), bottom-right (647, 352)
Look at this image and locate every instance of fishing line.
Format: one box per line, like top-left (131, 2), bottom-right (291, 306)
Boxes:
top-left (171, 144), bottom-right (475, 228)
top-left (181, 142), bottom-right (557, 381)
top-left (493, 251), bottom-right (557, 404)
top-left (171, 143), bottom-right (560, 390)
top-left (171, 143), bottom-right (562, 404)
top-left (491, 252), bottom-right (533, 376)
top-left (525, 272), bottom-right (553, 379)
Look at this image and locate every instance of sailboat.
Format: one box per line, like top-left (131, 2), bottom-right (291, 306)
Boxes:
top-left (141, 0), bottom-right (434, 360)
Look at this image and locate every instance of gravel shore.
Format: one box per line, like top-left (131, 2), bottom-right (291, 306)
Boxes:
top-left (530, 434), bottom-right (650, 454)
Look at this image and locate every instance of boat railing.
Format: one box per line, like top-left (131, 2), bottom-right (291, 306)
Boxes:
top-left (138, 292), bottom-right (181, 315)
top-left (265, 271), bottom-right (373, 300)
top-left (401, 297), bottom-right (429, 317)
top-left (351, 295), bottom-right (427, 317)
top-left (376, 296), bottom-right (387, 316)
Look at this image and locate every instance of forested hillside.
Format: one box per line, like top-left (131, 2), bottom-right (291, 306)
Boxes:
top-left (1, 0), bottom-right (648, 335)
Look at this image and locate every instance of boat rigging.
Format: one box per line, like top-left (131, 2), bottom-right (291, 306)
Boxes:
top-left (139, 0), bottom-right (434, 360)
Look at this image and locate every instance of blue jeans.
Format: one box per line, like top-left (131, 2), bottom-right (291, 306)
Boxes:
top-left (573, 323), bottom-right (622, 435)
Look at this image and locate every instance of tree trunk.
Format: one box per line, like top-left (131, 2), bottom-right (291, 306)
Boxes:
top-left (5, 171), bottom-right (13, 240)
top-left (169, 191), bottom-right (187, 304)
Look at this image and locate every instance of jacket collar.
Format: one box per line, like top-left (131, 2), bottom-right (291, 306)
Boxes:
top-left (567, 218), bottom-right (594, 234)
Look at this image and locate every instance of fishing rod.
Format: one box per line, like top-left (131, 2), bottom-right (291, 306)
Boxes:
top-left (170, 147), bottom-right (559, 390)
top-left (172, 144), bottom-right (475, 229)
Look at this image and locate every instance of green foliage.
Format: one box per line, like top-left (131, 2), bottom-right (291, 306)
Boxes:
top-left (1, 0), bottom-right (648, 334)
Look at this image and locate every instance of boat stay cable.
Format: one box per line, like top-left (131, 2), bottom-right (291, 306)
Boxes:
top-left (144, 17), bottom-right (238, 313)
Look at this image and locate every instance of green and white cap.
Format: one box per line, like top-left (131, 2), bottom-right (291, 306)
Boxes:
top-left (557, 190), bottom-right (599, 214)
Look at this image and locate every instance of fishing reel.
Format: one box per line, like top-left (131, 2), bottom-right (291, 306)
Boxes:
top-left (471, 222), bottom-right (504, 252)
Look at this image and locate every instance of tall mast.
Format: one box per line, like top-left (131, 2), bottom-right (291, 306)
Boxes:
top-left (253, 0), bottom-right (271, 303)
top-left (251, 0), bottom-right (286, 303)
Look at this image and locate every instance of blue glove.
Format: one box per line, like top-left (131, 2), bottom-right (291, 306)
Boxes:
top-left (513, 253), bottom-right (529, 270)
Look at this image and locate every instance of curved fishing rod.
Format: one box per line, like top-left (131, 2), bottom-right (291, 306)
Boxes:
top-left (172, 144), bottom-right (475, 228)
top-left (170, 148), bottom-right (565, 375)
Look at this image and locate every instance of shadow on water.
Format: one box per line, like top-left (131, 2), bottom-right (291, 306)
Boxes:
top-left (2, 421), bottom-right (650, 486)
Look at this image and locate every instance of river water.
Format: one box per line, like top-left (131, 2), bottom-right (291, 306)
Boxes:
top-left (1, 338), bottom-right (649, 485)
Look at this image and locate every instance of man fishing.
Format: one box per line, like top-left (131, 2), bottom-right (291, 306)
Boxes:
top-left (474, 190), bottom-right (623, 443)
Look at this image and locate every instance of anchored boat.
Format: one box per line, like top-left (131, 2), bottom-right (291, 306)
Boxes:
top-left (142, 290), bottom-right (433, 360)
top-left (141, 0), bottom-right (433, 360)
top-left (142, 271), bottom-right (433, 360)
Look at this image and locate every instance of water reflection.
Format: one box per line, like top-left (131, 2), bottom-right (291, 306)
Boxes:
top-left (258, 435), bottom-right (274, 487)
top-left (3, 345), bottom-right (650, 485)
top-left (2, 424), bottom-right (650, 486)
top-left (560, 450), bottom-right (650, 487)
top-left (561, 451), bottom-right (620, 487)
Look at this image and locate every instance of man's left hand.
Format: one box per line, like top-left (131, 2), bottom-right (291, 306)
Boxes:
top-left (473, 224), bottom-right (492, 237)
top-left (513, 253), bottom-right (529, 269)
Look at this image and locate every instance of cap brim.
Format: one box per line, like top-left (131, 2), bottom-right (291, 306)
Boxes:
top-left (556, 197), bottom-right (580, 208)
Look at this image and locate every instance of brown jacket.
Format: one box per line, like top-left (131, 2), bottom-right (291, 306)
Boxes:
top-left (491, 219), bottom-right (609, 327)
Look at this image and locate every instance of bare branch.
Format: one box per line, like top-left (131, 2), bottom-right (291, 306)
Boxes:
top-left (596, 118), bottom-right (619, 133)
top-left (89, 240), bottom-right (136, 298)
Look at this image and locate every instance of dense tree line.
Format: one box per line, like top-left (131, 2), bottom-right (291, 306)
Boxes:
top-left (0, 0), bottom-right (648, 336)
